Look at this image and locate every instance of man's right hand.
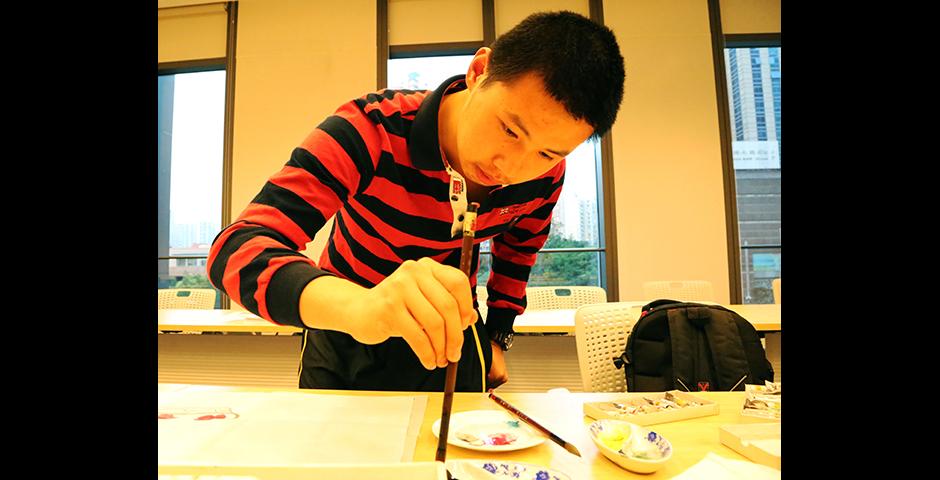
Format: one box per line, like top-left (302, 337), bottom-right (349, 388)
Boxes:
top-left (299, 257), bottom-right (477, 370)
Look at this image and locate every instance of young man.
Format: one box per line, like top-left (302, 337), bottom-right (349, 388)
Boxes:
top-left (207, 11), bottom-right (625, 392)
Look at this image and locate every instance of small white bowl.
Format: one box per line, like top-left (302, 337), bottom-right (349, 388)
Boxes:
top-left (589, 419), bottom-right (673, 474)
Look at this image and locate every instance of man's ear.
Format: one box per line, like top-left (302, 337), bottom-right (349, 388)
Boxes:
top-left (466, 47), bottom-right (492, 89)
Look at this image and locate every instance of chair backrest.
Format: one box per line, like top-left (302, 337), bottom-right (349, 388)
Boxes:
top-left (772, 278), bottom-right (781, 304)
top-left (158, 288), bottom-right (217, 310)
top-left (642, 280), bottom-right (715, 302)
top-left (525, 286), bottom-right (607, 311)
top-left (574, 301), bottom-right (647, 392)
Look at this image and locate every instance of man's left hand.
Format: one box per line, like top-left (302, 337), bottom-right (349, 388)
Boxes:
top-left (487, 341), bottom-right (509, 389)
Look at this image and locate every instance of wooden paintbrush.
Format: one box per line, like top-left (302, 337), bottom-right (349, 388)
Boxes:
top-left (435, 202), bottom-right (480, 471)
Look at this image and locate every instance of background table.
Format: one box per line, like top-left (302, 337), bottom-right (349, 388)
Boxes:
top-left (159, 304), bottom-right (781, 336)
top-left (158, 309), bottom-right (301, 334)
top-left (158, 304), bottom-right (781, 390)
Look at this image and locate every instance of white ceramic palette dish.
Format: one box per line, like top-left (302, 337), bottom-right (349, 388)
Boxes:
top-left (432, 409), bottom-right (545, 452)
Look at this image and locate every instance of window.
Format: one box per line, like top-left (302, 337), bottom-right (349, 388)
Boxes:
top-left (388, 55), bottom-right (476, 90)
top-left (724, 46), bottom-right (781, 304)
top-left (157, 70), bottom-right (226, 306)
top-left (387, 56), bottom-right (608, 290)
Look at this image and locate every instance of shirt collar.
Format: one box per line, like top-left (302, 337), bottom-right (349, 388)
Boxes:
top-left (409, 74), bottom-right (467, 171)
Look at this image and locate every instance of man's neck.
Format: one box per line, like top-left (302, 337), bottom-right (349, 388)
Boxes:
top-left (466, 181), bottom-right (492, 205)
top-left (437, 88), bottom-right (464, 171)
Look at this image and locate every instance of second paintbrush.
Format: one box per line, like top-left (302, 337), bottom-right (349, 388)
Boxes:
top-left (488, 389), bottom-right (582, 457)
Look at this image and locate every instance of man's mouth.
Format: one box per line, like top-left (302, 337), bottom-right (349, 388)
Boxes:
top-left (476, 166), bottom-right (504, 185)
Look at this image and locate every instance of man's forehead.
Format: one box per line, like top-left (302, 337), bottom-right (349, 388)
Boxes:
top-left (492, 82), bottom-right (592, 150)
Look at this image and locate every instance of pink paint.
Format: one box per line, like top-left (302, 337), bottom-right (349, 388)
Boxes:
top-left (195, 414), bottom-right (228, 421)
top-left (485, 433), bottom-right (518, 445)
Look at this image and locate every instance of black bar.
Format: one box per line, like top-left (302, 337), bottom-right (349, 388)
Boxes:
top-left (478, 248), bottom-right (605, 255)
top-left (158, 1), bottom-right (228, 11)
top-left (377, 0), bottom-right (388, 88)
top-left (482, 0), bottom-right (495, 45)
top-left (389, 42), bottom-right (482, 58)
top-left (707, 0), bottom-right (743, 304)
top-left (725, 34), bottom-right (781, 48)
top-left (589, 0), bottom-right (617, 302)
top-left (158, 58), bottom-right (226, 75)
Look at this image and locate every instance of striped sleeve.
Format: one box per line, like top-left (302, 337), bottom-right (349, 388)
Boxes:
top-left (206, 100), bottom-right (382, 328)
top-left (485, 162), bottom-right (566, 334)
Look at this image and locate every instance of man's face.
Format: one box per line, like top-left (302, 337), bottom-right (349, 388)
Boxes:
top-left (451, 71), bottom-right (594, 187)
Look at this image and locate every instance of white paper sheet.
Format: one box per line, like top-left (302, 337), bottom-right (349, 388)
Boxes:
top-left (672, 452), bottom-right (781, 479)
top-left (158, 390), bottom-right (427, 466)
top-left (157, 462), bottom-right (447, 480)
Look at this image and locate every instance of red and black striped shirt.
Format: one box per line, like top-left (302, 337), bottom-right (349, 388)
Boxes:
top-left (207, 74), bottom-right (564, 338)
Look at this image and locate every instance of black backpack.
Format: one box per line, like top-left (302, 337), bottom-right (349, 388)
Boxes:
top-left (613, 299), bottom-right (774, 392)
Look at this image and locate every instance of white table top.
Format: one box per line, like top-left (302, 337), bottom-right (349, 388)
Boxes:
top-left (158, 309), bottom-right (301, 334)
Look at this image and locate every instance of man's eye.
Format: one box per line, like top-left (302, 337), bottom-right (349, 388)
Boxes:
top-left (503, 125), bottom-right (518, 139)
top-left (539, 152), bottom-right (553, 160)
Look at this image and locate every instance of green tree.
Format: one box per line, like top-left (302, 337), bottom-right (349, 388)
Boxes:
top-left (529, 234), bottom-right (597, 287)
top-left (174, 274), bottom-right (213, 288)
top-left (475, 250), bottom-right (492, 286)
top-left (476, 218), bottom-right (599, 288)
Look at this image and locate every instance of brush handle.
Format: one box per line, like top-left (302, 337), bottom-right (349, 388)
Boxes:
top-left (458, 203), bottom-right (478, 277)
top-left (435, 361), bottom-right (459, 462)
top-left (435, 202), bottom-right (480, 464)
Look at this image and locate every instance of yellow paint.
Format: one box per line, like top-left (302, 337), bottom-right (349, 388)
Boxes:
top-left (597, 425), bottom-right (631, 452)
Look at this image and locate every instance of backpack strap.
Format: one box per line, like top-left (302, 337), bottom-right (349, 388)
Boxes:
top-left (667, 305), bottom-right (752, 391)
top-left (698, 307), bottom-right (751, 391)
top-left (666, 308), bottom-right (700, 392)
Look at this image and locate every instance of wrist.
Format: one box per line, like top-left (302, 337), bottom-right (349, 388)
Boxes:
top-left (489, 330), bottom-right (514, 351)
top-left (299, 276), bottom-right (367, 332)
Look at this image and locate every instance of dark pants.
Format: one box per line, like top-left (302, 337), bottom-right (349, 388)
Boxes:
top-left (298, 311), bottom-right (492, 392)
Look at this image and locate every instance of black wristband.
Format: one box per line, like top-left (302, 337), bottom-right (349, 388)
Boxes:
top-left (490, 330), bottom-right (514, 351)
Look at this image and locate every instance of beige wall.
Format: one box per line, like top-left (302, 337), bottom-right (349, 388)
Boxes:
top-left (231, 0), bottom-right (376, 262)
top-left (720, 0), bottom-right (780, 34)
top-left (158, 3), bottom-right (228, 63)
top-left (604, 0), bottom-right (727, 302)
top-left (389, 0), bottom-right (482, 44)
top-left (495, 0), bottom-right (589, 37)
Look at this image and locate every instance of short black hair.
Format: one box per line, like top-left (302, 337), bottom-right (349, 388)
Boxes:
top-left (484, 11), bottom-right (625, 138)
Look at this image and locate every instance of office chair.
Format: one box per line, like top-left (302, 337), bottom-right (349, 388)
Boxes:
top-left (574, 301), bottom-right (647, 392)
top-left (525, 286), bottom-right (607, 311)
top-left (158, 288), bottom-right (217, 310)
